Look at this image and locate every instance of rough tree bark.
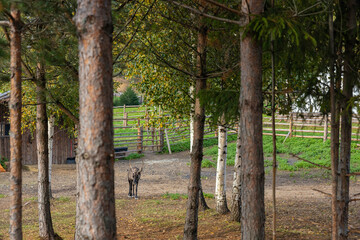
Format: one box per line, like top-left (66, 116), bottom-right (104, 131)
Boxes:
top-left (215, 117), bottom-right (229, 214)
top-left (337, 1), bottom-right (357, 238)
top-left (36, 63), bottom-right (55, 240)
top-left (183, 2), bottom-right (207, 238)
top-left (190, 85), bottom-right (209, 211)
top-left (239, 0), bottom-right (265, 239)
top-left (329, 3), bottom-right (340, 239)
top-left (198, 179), bottom-right (210, 211)
top-left (270, 0), bottom-right (277, 236)
top-left (231, 125), bottom-right (241, 221)
top-left (74, 0), bottom-right (116, 239)
top-left (9, 6), bottom-right (22, 240)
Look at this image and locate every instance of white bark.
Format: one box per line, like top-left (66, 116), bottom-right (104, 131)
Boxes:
top-left (215, 123), bottom-right (229, 214)
top-left (231, 125), bottom-right (241, 221)
top-left (48, 115), bottom-right (54, 198)
top-left (189, 85), bottom-right (195, 152)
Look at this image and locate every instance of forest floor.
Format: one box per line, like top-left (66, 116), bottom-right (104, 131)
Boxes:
top-left (1, 151), bottom-right (360, 239)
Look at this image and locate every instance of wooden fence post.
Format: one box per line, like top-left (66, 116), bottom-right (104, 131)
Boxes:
top-left (123, 104), bottom-right (126, 114)
top-left (123, 112), bottom-right (128, 127)
top-left (159, 127), bottom-right (164, 152)
top-left (151, 127), bottom-right (155, 151)
top-left (323, 115), bottom-right (328, 142)
top-left (137, 119), bottom-right (143, 154)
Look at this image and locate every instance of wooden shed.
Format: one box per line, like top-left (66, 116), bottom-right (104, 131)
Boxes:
top-left (0, 91), bottom-right (75, 165)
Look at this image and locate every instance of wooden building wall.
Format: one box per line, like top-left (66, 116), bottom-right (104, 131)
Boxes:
top-left (0, 103), bottom-right (9, 122)
top-left (0, 125), bottom-right (75, 165)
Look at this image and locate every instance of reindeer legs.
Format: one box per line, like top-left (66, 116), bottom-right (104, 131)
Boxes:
top-left (134, 182), bottom-right (139, 199)
top-left (128, 180), bottom-right (133, 197)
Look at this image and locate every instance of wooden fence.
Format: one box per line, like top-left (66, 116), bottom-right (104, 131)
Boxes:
top-left (114, 106), bottom-right (360, 158)
top-left (263, 112), bottom-right (360, 142)
top-left (4, 105), bottom-right (360, 163)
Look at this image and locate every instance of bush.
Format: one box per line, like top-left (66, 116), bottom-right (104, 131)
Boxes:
top-left (114, 87), bottom-right (140, 106)
top-left (0, 156), bottom-right (8, 171)
top-left (202, 159), bottom-right (216, 168)
top-left (124, 153), bottom-right (144, 160)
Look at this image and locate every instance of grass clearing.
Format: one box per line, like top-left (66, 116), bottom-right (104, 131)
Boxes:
top-left (205, 135), bottom-right (360, 172)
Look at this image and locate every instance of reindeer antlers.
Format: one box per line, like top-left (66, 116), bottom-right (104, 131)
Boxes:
top-left (128, 158), bottom-right (144, 172)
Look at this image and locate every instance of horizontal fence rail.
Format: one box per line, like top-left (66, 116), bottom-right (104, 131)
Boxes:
top-left (113, 106), bottom-right (360, 159)
top-left (3, 105), bottom-right (360, 163)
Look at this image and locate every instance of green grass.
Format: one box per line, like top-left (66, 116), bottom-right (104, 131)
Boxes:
top-left (0, 194), bottom-right (5, 199)
top-left (56, 196), bottom-right (70, 202)
top-left (161, 192), bottom-right (213, 200)
top-left (162, 192), bottom-right (188, 200)
top-left (202, 159), bottom-right (216, 168)
top-left (203, 193), bottom-right (214, 199)
top-left (124, 153), bottom-right (144, 160)
top-left (204, 135), bottom-right (360, 172)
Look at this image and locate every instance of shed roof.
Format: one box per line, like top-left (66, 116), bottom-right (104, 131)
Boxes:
top-left (0, 91), bottom-right (10, 102)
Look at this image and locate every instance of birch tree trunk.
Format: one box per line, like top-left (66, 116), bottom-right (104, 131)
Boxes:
top-left (215, 121), bottom-right (229, 214)
top-left (183, 2), bottom-right (207, 238)
top-left (190, 85), bottom-right (194, 153)
top-left (36, 63), bottom-right (55, 240)
top-left (48, 116), bottom-right (54, 199)
top-left (9, 6), bottom-right (22, 240)
top-left (231, 125), bottom-right (241, 221)
top-left (74, 0), bottom-right (116, 239)
top-left (240, 0), bottom-right (265, 239)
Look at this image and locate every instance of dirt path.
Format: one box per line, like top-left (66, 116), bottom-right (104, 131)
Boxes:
top-left (1, 151), bottom-right (360, 239)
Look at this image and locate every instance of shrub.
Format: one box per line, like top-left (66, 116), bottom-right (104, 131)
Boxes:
top-left (0, 156), bottom-right (8, 171)
top-left (114, 87), bottom-right (140, 106)
top-left (202, 159), bottom-right (216, 168)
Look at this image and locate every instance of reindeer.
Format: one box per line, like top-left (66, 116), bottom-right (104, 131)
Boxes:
top-left (127, 159), bottom-right (144, 199)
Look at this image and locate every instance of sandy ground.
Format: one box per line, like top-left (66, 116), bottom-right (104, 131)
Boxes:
top-left (1, 151), bottom-right (360, 239)
top-left (0, 151), bottom-right (355, 201)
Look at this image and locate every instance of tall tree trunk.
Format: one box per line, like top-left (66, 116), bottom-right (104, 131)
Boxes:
top-left (9, 6), bottom-right (22, 240)
top-left (74, 0), bottom-right (116, 239)
top-left (183, 3), bottom-right (207, 238)
top-left (36, 63), bottom-right (55, 240)
top-left (48, 116), bottom-right (55, 199)
top-left (215, 117), bottom-right (229, 214)
top-left (271, 27), bottom-right (277, 240)
top-left (270, 0), bottom-right (277, 235)
top-left (337, 1), bottom-right (357, 238)
top-left (198, 179), bottom-right (210, 211)
top-left (231, 125), bottom-right (241, 221)
top-left (240, 0), bottom-right (265, 239)
top-left (190, 63), bottom-right (209, 212)
top-left (329, 3), bottom-right (340, 239)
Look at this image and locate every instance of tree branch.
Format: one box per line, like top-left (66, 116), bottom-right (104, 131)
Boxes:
top-left (113, 0), bottom-right (157, 64)
top-left (312, 188), bottom-right (331, 197)
top-left (203, 0), bottom-right (242, 15)
top-left (290, 153), bottom-right (331, 170)
top-left (167, 0), bottom-right (245, 26)
top-left (48, 93), bottom-right (79, 125)
top-left (0, 21), bottom-right (10, 26)
top-left (2, 26), bottom-right (35, 79)
top-left (143, 38), bottom-right (195, 77)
